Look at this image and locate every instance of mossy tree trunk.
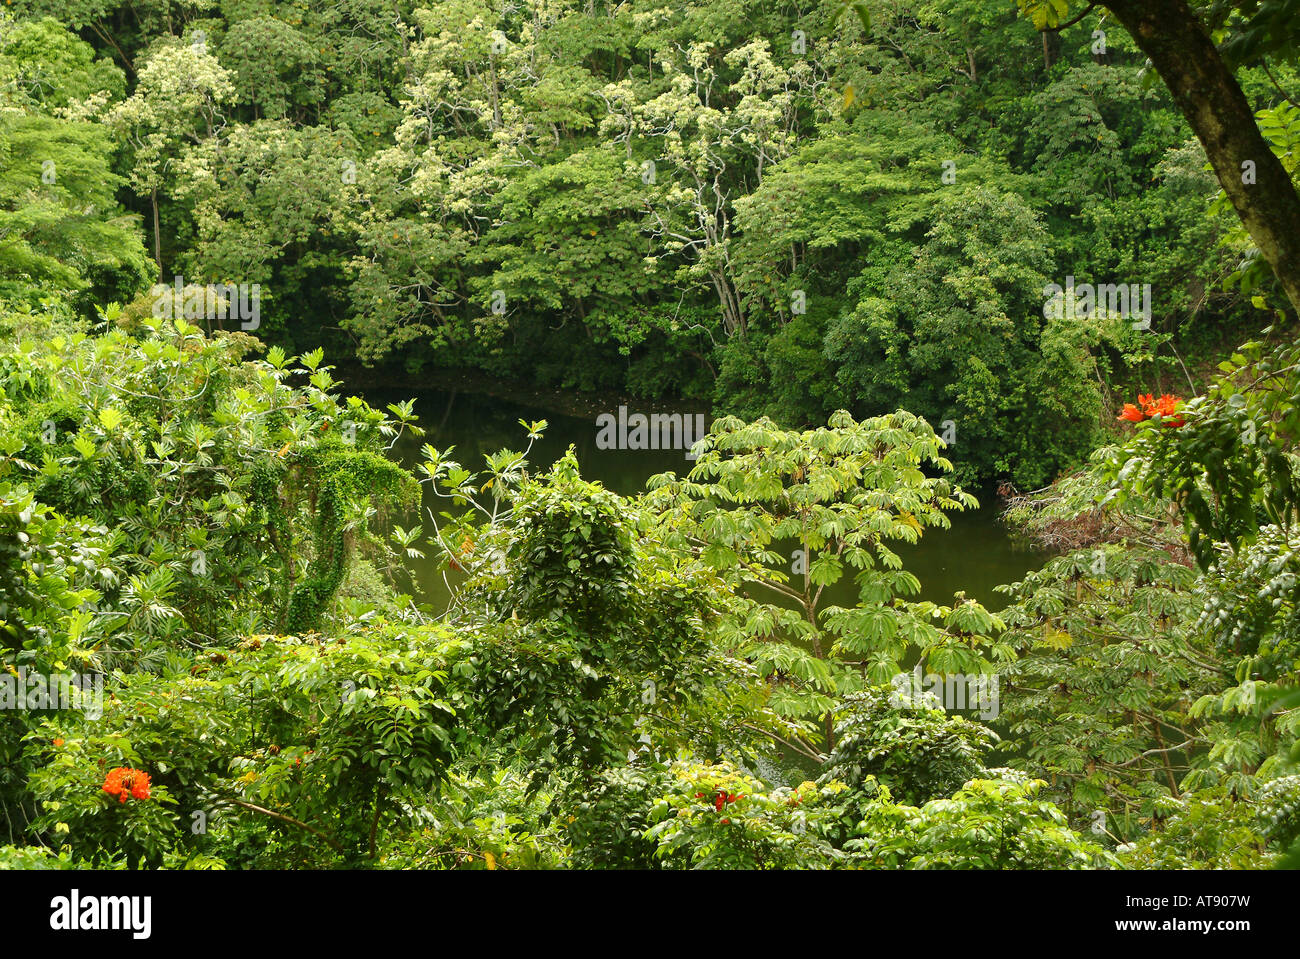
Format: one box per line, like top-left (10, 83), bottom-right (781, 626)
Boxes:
top-left (1105, 0), bottom-right (1300, 314)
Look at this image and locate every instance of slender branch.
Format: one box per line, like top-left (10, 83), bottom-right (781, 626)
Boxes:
top-left (1261, 62), bottom-right (1300, 110)
top-left (737, 722), bottom-right (826, 764)
top-left (1111, 739), bottom-right (1194, 768)
top-left (1048, 3), bottom-right (1099, 32)
top-left (211, 796), bottom-right (345, 852)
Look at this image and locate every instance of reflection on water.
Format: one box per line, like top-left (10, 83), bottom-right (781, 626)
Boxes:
top-left (367, 386), bottom-right (1055, 612)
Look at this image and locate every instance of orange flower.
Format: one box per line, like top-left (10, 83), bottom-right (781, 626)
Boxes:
top-left (1148, 394), bottom-right (1184, 427)
top-left (102, 767), bottom-right (152, 803)
top-left (1118, 393), bottom-right (1184, 427)
top-left (53, 738), bottom-right (64, 747)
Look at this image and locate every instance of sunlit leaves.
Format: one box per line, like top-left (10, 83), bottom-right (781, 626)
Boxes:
top-left (641, 410), bottom-right (997, 747)
top-left (1015, 0), bottom-right (1071, 30)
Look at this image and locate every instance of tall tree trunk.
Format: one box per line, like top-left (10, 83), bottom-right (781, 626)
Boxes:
top-left (1105, 0), bottom-right (1300, 314)
top-left (151, 188), bottom-right (162, 275)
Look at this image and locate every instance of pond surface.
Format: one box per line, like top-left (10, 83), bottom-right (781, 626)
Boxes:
top-left (365, 386), bottom-right (1055, 613)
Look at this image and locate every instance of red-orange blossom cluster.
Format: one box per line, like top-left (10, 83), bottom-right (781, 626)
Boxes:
top-left (1118, 393), bottom-right (1184, 427)
top-left (102, 767), bottom-right (152, 804)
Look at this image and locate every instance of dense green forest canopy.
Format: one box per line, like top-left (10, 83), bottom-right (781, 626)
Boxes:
top-left (1, 0), bottom-right (1300, 871)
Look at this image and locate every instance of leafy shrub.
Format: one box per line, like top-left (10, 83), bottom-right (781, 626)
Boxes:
top-left (643, 761), bottom-right (849, 870)
top-left (822, 687), bottom-right (998, 807)
top-left (852, 770), bottom-right (1120, 869)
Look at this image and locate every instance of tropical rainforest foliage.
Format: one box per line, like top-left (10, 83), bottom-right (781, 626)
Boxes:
top-left (2, 0), bottom-right (1300, 870)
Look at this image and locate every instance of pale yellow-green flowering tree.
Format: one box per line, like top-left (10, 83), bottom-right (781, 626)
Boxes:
top-left (599, 37), bottom-right (813, 336)
top-left (107, 36), bottom-right (234, 271)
